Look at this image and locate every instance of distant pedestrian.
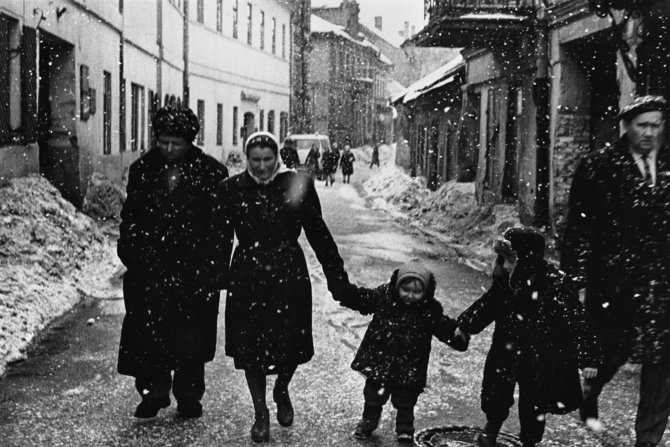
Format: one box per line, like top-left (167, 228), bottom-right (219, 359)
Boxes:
top-left (340, 145), bottom-right (355, 184)
top-left (322, 146), bottom-right (339, 187)
top-left (279, 139), bottom-right (299, 170)
top-left (561, 95), bottom-right (670, 447)
top-left (117, 106), bottom-right (228, 419)
top-left (305, 143), bottom-right (320, 178)
top-left (211, 131), bottom-right (351, 443)
top-left (370, 143), bottom-right (381, 169)
top-left (337, 259), bottom-right (469, 443)
top-left (458, 228), bottom-right (601, 447)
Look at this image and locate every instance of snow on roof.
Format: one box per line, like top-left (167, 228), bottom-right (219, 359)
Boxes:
top-left (386, 79), bottom-right (406, 98)
top-left (359, 22), bottom-right (402, 48)
top-left (311, 15), bottom-right (391, 65)
top-left (392, 55), bottom-right (464, 104)
top-left (458, 13), bottom-right (530, 21)
top-left (312, 0), bottom-right (343, 9)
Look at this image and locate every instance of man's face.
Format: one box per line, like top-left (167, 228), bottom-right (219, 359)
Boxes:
top-left (625, 111), bottom-right (665, 155)
top-left (157, 135), bottom-right (189, 162)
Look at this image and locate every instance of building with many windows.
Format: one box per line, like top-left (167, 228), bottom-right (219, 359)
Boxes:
top-left (0, 0), bottom-right (292, 206)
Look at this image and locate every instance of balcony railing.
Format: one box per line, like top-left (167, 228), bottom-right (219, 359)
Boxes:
top-left (425, 0), bottom-right (537, 20)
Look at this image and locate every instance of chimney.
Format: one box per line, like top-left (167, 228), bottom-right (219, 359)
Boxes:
top-left (404, 21), bottom-right (410, 39)
top-left (374, 16), bottom-right (382, 31)
top-left (410, 25), bottom-right (416, 37)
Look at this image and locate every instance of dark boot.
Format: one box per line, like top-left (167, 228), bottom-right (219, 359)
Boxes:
top-left (251, 409), bottom-right (270, 443)
top-left (353, 418), bottom-right (379, 439)
top-left (476, 421), bottom-right (501, 447)
top-left (177, 398), bottom-right (202, 418)
top-left (134, 396), bottom-right (171, 418)
top-left (273, 387), bottom-right (294, 427)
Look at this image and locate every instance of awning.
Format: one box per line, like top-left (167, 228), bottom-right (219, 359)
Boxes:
top-left (392, 55), bottom-right (464, 105)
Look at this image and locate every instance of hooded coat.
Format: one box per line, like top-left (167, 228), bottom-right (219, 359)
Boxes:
top-left (117, 146), bottom-right (228, 377)
top-left (561, 135), bottom-right (670, 364)
top-left (212, 170), bottom-right (349, 373)
top-left (457, 260), bottom-right (602, 415)
top-left (340, 270), bottom-right (465, 390)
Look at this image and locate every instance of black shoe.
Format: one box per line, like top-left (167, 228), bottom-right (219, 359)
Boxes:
top-left (177, 398), bottom-right (202, 418)
top-left (634, 442), bottom-right (657, 447)
top-left (353, 419), bottom-right (378, 439)
top-left (476, 433), bottom-right (496, 447)
top-left (134, 396), bottom-right (170, 418)
top-left (397, 432), bottom-right (414, 443)
top-left (251, 409), bottom-right (270, 443)
top-left (273, 388), bottom-right (294, 427)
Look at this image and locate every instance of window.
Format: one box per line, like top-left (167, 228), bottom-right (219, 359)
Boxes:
top-left (120, 78), bottom-right (126, 152)
top-left (259, 110), bottom-right (264, 131)
top-left (103, 71), bottom-right (112, 155)
top-left (119, 0), bottom-right (123, 14)
top-left (268, 110), bottom-right (275, 135)
top-left (233, 0), bottom-right (238, 39)
top-left (282, 24), bottom-right (286, 59)
top-left (130, 83), bottom-right (146, 152)
top-left (197, 99), bottom-right (205, 145)
top-left (233, 106), bottom-right (238, 145)
top-left (260, 11), bottom-right (265, 50)
top-left (271, 18), bottom-right (276, 54)
top-left (148, 89), bottom-right (155, 149)
top-left (216, 0), bottom-right (223, 32)
top-left (246, 3), bottom-right (253, 45)
top-left (280, 112), bottom-right (288, 141)
top-left (197, 0), bottom-right (204, 23)
top-left (0, 15), bottom-right (18, 144)
top-left (216, 103), bottom-right (223, 145)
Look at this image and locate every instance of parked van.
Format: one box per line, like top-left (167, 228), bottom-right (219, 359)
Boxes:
top-left (283, 134), bottom-right (332, 167)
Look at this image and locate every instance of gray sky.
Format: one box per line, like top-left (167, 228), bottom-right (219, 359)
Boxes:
top-left (357, 0), bottom-right (426, 46)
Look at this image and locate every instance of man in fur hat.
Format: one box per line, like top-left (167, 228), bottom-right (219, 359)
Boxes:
top-left (117, 106), bottom-right (228, 419)
top-left (561, 95), bottom-right (670, 447)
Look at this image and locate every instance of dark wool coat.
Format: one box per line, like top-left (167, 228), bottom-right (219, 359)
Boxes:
top-left (561, 136), bottom-right (670, 365)
top-left (340, 152), bottom-right (355, 176)
top-left (117, 146), bottom-right (228, 377)
top-left (280, 146), bottom-right (299, 169)
top-left (340, 270), bottom-right (464, 390)
top-left (212, 171), bottom-right (349, 373)
top-left (321, 150), bottom-right (339, 175)
top-left (457, 261), bottom-right (602, 415)
top-left (305, 148), bottom-right (320, 174)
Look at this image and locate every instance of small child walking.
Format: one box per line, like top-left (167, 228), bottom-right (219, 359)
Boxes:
top-left (338, 259), bottom-right (469, 442)
top-left (457, 227), bottom-right (602, 447)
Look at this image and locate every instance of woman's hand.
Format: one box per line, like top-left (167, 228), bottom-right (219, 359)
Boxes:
top-left (582, 367), bottom-right (598, 379)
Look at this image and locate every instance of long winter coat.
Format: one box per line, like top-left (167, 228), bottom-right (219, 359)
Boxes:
top-left (340, 152), bottom-right (355, 176)
top-left (117, 146), bottom-right (228, 377)
top-left (280, 146), bottom-right (299, 170)
top-left (561, 135), bottom-right (670, 364)
top-left (212, 171), bottom-right (349, 373)
top-left (457, 261), bottom-right (602, 415)
top-left (340, 270), bottom-right (465, 390)
top-left (321, 150), bottom-right (339, 175)
top-left (305, 147), bottom-right (320, 175)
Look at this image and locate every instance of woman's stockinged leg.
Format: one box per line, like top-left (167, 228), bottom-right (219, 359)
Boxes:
top-left (275, 365), bottom-right (297, 392)
top-left (244, 369), bottom-right (268, 414)
top-left (274, 365), bottom-right (297, 427)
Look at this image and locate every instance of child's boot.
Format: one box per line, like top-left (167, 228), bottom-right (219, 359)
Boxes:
top-left (353, 418), bottom-right (379, 439)
top-left (476, 420), bottom-right (502, 447)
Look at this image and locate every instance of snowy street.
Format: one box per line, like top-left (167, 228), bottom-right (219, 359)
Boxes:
top-left (0, 160), bottom-right (647, 447)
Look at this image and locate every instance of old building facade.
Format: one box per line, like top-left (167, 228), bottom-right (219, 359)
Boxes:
top-left (0, 0), bottom-right (293, 206)
top-left (408, 0), bottom-right (669, 230)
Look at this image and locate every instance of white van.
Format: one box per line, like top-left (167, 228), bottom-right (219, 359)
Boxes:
top-left (283, 134), bottom-right (332, 166)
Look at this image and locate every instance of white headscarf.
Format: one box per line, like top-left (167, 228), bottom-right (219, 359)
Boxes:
top-left (245, 131), bottom-right (290, 184)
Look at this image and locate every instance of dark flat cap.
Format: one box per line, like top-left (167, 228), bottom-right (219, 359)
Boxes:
top-left (618, 95), bottom-right (667, 121)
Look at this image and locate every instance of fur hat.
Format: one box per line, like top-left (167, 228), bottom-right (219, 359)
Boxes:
top-left (245, 131), bottom-right (279, 156)
top-left (396, 258), bottom-right (432, 292)
top-left (496, 227), bottom-right (545, 262)
top-left (152, 106), bottom-right (200, 142)
top-left (618, 95), bottom-right (667, 122)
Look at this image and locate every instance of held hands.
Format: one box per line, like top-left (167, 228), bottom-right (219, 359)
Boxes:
top-left (582, 367), bottom-right (598, 379)
top-left (449, 326), bottom-right (470, 352)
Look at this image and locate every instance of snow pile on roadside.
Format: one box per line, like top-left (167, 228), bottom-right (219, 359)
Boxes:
top-left (82, 173), bottom-right (126, 221)
top-left (0, 175), bottom-right (118, 375)
top-left (364, 164), bottom-right (521, 268)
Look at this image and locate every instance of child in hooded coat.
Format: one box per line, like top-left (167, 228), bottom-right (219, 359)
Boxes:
top-left (337, 258), bottom-right (469, 443)
top-left (457, 227), bottom-right (602, 447)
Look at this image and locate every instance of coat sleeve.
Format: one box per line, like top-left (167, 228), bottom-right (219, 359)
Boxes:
top-left (551, 283), bottom-right (603, 369)
top-left (560, 156), bottom-right (597, 288)
top-left (338, 283), bottom-right (387, 315)
top-left (201, 164), bottom-right (229, 291)
top-left (427, 300), bottom-right (465, 351)
top-left (456, 281), bottom-right (505, 335)
top-left (210, 179), bottom-right (235, 291)
top-left (299, 176), bottom-right (351, 298)
top-left (117, 162), bottom-right (147, 272)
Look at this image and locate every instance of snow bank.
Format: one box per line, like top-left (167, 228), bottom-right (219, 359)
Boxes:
top-left (364, 165), bottom-right (521, 269)
top-left (0, 175), bottom-right (117, 375)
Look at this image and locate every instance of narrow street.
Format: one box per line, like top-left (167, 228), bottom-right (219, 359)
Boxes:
top-left (0, 160), bottom-right (645, 447)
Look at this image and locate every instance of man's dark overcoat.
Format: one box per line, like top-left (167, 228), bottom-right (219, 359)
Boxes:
top-left (212, 171), bottom-right (349, 373)
top-left (560, 135), bottom-right (670, 364)
top-left (117, 146), bottom-right (228, 377)
top-left (457, 261), bottom-right (602, 415)
top-left (340, 270), bottom-right (464, 390)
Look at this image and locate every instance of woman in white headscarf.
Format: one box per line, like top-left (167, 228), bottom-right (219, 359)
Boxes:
top-left (212, 131), bottom-right (351, 443)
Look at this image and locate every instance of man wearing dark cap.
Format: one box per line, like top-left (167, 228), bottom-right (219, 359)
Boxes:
top-left (117, 106), bottom-right (228, 419)
top-left (561, 95), bottom-right (670, 447)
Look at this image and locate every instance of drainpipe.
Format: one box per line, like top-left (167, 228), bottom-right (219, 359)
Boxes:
top-left (532, 6), bottom-right (551, 229)
top-left (183, 0), bottom-right (189, 107)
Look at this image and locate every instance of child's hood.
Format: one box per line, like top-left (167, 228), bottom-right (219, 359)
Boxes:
top-left (389, 266), bottom-right (437, 306)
